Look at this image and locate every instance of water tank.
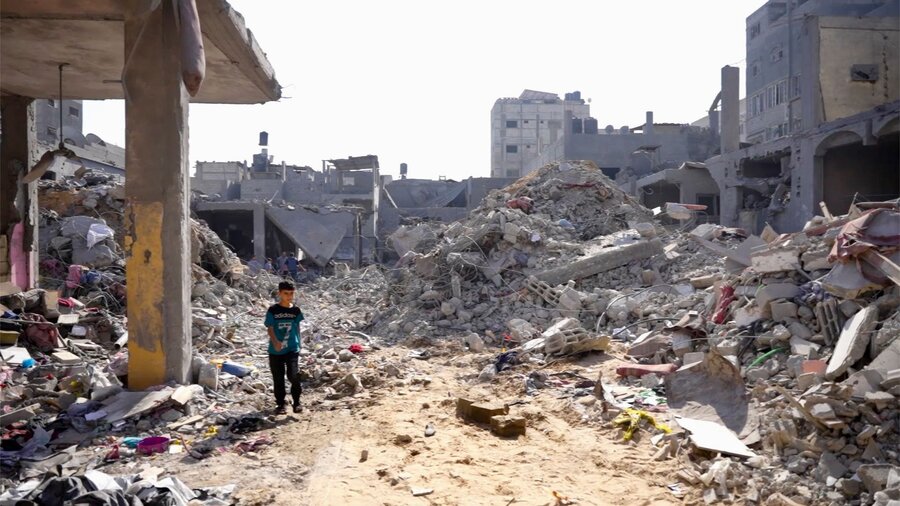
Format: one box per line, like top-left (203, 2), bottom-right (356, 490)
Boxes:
top-left (564, 91), bottom-right (582, 102)
top-left (400, 163), bottom-right (408, 179)
top-left (619, 126), bottom-right (630, 134)
top-left (572, 118), bottom-right (584, 134)
top-left (259, 131), bottom-right (268, 146)
top-left (583, 117), bottom-right (599, 134)
top-left (605, 125), bottom-right (615, 134)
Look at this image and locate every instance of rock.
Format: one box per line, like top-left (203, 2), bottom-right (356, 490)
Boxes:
top-left (809, 403), bottom-right (837, 420)
top-left (771, 301), bottom-right (799, 322)
top-left (508, 318), bottom-right (536, 340)
top-left (817, 452), bottom-right (848, 486)
top-left (160, 409), bottom-right (183, 423)
top-left (857, 464), bottom-right (899, 494)
top-left (394, 434), bottom-right (413, 445)
top-left (338, 349), bottom-right (354, 362)
top-left (462, 333), bottom-right (485, 352)
top-left (477, 364), bottom-right (496, 382)
top-left (383, 364), bottom-right (402, 378)
top-left (640, 373), bottom-right (661, 389)
top-left (490, 415), bottom-right (526, 437)
top-left (634, 222), bottom-right (657, 238)
top-left (835, 478), bottom-right (860, 497)
top-left (746, 367), bottom-right (772, 382)
top-left (322, 349), bottom-right (338, 360)
top-left (790, 337), bottom-right (820, 358)
top-left (440, 302), bottom-right (457, 316)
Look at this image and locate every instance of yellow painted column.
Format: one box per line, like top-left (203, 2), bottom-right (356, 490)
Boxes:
top-left (123, 0), bottom-right (192, 389)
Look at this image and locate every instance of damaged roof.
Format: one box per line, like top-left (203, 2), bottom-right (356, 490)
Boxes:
top-left (0, 0), bottom-right (281, 104)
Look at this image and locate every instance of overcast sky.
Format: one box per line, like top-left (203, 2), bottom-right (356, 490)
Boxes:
top-left (83, 0), bottom-right (763, 180)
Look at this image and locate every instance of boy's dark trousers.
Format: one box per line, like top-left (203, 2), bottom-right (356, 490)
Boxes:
top-left (268, 351), bottom-right (301, 407)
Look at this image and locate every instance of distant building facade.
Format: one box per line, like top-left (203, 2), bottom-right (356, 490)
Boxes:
top-left (33, 99), bottom-right (125, 178)
top-left (744, 0), bottom-right (899, 144)
top-left (490, 90), bottom-right (590, 178)
top-left (706, 0), bottom-right (899, 233)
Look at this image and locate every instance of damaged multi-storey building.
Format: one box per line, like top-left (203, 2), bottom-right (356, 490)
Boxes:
top-left (705, 0), bottom-right (899, 233)
top-left (191, 133), bottom-right (515, 267)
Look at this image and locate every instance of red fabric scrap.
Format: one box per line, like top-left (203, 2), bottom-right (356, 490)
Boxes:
top-left (712, 285), bottom-right (736, 324)
top-left (348, 343), bottom-right (364, 354)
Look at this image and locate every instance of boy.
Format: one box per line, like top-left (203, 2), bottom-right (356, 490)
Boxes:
top-left (265, 280), bottom-right (304, 414)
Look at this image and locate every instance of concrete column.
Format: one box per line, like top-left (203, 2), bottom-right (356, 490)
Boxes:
top-left (253, 205), bottom-right (265, 260)
top-left (0, 96), bottom-right (37, 289)
top-left (644, 111), bottom-right (654, 136)
top-left (721, 66), bottom-right (740, 154)
top-left (123, 0), bottom-right (191, 389)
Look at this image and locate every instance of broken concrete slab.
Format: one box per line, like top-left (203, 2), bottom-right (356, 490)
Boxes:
top-left (535, 239), bottom-right (663, 286)
top-left (826, 305), bottom-right (878, 380)
top-left (867, 339), bottom-right (900, 374)
top-left (675, 416), bottom-right (756, 458)
top-left (666, 351), bottom-right (760, 444)
top-left (101, 388), bottom-right (174, 423)
top-left (751, 246), bottom-right (801, 274)
top-left (0, 403), bottom-right (41, 426)
top-left (822, 261), bottom-right (885, 299)
top-left (817, 451), bottom-right (848, 486)
top-left (490, 415), bottom-right (526, 437)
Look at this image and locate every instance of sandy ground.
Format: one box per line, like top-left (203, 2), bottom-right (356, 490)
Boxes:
top-left (106, 343), bottom-right (690, 506)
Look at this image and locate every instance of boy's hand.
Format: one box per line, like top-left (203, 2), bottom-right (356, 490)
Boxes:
top-left (273, 340), bottom-right (284, 352)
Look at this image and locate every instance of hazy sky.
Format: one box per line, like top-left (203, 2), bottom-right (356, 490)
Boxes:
top-left (83, 0), bottom-right (764, 180)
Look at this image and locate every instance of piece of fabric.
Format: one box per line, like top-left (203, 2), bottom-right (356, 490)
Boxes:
top-left (20, 313), bottom-right (60, 352)
top-left (264, 304), bottom-right (303, 355)
top-left (268, 351), bottom-right (301, 407)
top-left (829, 208), bottom-right (900, 263)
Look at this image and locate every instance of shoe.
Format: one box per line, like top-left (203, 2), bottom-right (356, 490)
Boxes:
top-left (292, 404), bottom-right (302, 414)
top-left (275, 405), bottom-right (287, 415)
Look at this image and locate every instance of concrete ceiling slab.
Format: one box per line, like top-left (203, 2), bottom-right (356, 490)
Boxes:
top-left (0, 0), bottom-right (280, 104)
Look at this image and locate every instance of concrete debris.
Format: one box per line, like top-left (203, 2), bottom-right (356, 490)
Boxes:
top-left (0, 164), bottom-right (895, 504)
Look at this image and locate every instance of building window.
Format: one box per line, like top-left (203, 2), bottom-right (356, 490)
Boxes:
top-left (770, 47), bottom-right (783, 62)
top-left (342, 176), bottom-right (355, 186)
top-left (749, 22), bottom-right (761, 39)
top-left (505, 120), bottom-right (518, 128)
top-left (790, 76), bottom-right (801, 98)
top-left (47, 99), bottom-right (56, 107)
top-left (751, 64), bottom-right (759, 77)
top-left (506, 145), bottom-right (518, 154)
top-left (506, 169), bottom-right (519, 178)
top-left (68, 106), bottom-right (80, 117)
top-left (540, 120), bottom-right (545, 124)
top-left (526, 145), bottom-right (532, 149)
top-left (523, 120), bottom-right (530, 124)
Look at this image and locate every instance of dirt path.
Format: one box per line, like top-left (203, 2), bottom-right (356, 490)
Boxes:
top-left (125, 343), bottom-right (688, 506)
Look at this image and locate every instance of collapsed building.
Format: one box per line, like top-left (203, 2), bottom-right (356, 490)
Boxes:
top-left (191, 134), bottom-right (516, 266)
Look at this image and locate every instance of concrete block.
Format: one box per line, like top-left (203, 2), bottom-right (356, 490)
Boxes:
top-left (535, 239), bottom-right (663, 286)
top-left (456, 398), bottom-right (508, 424)
top-left (797, 372), bottom-right (822, 391)
top-left (51, 350), bottom-right (81, 365)
top-left (490, 415), bottom-right (526, 437)
top-left (756, 283), bottom-right (800, 309)
top-left (771, 301), bottom-right (798, 322)
top-left (826, 306), bottom-right (877, 380)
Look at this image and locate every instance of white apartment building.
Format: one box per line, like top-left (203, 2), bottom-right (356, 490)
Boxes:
top-left (490, 90), bottom-right (590, 178)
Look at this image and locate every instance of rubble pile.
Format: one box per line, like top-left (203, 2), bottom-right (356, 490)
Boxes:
top-left (372, 162), bottom-right (900, 504)
top-left (1, 165), bottom-right (897, 504)
top-left (378, 160), bottom-right (675, 342)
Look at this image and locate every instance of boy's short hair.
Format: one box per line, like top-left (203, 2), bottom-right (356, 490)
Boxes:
top-left (278, 281), bottom-right (295, 291)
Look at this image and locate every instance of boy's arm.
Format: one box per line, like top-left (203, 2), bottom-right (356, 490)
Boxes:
top-left (267, 325), bottom-right (282, 352)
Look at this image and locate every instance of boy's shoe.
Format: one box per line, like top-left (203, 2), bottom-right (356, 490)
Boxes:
top-left (275, 405), bottom-right (287, 415)
top-left (292, 404), bottom-right (302, 414)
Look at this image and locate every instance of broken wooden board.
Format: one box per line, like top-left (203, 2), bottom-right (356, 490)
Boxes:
top-left (861, 250), bottom-right (900, 286)
top-left (675, 416), bottom-right (756, 458)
